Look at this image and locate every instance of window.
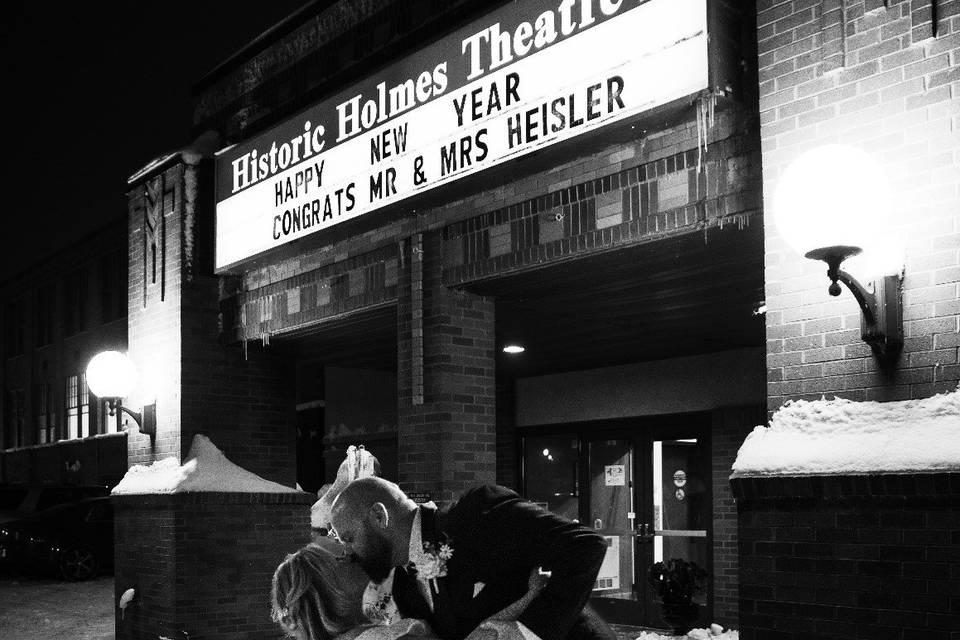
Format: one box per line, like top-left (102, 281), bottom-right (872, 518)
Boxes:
top-left (100, 250), bottom-right (126, 323)
top-left (4, 298), bottom-right (25, 357)
top-left (3, 389), bottom-right (25, 449)
top-left (65, 374), bottom-right (90, 439)
top-left (35, 383), bottom-right (57, 444)
top-left (35, 285), bottom-right (55, 346)
top-left (63, 270), bottom-right (87, 336)
top-left (97, 399), bottom-right (120, 434)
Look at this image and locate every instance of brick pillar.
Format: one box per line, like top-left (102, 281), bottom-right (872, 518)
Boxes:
top-left (118, 152), bottom-right (301, 640)
top-left (712, 405), bottom-right (766, 630)
top-left (126, 156), bottom-right (295, 483)
top-left (397, 231), bottom-right (496, 502)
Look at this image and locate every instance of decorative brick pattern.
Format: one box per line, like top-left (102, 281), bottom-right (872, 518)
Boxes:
top-left (114, 491), bottom-right (315, 640)
top-left (220, 243), bottom-right (399, 343)
top-left (443, 137), bottom-right (761, 287)
top-left (733, 473), bottom-right (960, 640)
top-left (759, 0), bottom-right (960, 410)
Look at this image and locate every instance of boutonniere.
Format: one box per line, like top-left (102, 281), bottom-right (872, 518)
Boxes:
top-left (409, 537), bottom-right (454, 589)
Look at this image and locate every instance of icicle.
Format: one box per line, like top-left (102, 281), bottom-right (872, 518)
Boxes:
top-left (696, 90), bottom-right (718, 174)
top-left (243, 338), bottom-right (248, 362)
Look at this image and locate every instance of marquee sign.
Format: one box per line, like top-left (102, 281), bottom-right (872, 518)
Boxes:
top-left (215, 0), bottom-right (708, 271)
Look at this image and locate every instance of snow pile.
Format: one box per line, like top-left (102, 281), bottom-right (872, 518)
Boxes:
top-left (636, 627), bottom-right (736, 640)
top-left (732, 386), bottom-right (960, 477)
top-left (112, 434), bottom-right (298, 494)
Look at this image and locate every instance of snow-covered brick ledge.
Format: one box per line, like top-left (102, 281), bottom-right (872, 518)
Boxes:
top-left (112, 434), bottom-right (300, 494)
top-left (731, 386), bottom-right (960, 479)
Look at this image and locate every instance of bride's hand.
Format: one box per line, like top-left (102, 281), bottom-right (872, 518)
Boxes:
top-left (527, 567), bottom-right (549, 592)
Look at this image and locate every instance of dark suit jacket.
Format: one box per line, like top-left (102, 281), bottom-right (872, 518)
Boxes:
top-left (390, 485), bottom-right (608, 640)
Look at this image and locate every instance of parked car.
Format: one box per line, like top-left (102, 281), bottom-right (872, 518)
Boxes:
top-left (0, 484), bottom-right (111, 524)
top-left (0, 497), bottom-right (113, 581)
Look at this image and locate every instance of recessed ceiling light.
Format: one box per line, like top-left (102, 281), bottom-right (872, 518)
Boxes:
top-left (502, 344), bottom-right (525, 354)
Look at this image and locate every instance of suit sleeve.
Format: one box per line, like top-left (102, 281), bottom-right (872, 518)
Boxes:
top-left (450, 486), bottom-right (606, 640)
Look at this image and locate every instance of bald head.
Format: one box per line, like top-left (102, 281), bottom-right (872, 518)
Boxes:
top-left (329, 477), bottom-right (417, 580)
top-left (331, 477), bottom-right (412, 524)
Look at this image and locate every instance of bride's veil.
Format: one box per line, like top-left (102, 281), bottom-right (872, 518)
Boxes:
top-left (311, 445), bottom-right (381, 534)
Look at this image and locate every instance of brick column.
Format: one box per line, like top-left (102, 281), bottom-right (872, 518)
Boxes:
top-left (126, 155), bottom-right (295, 483)
top-left (118, 152), bottom-right (301, 640)
top-left (712, 405), bottom-right (766, 630)
top-left (397, 230), bottom-right (496, 502)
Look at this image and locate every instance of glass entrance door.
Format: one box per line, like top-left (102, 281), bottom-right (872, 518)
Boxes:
top-left (524, 417), bottom-right (711, 629)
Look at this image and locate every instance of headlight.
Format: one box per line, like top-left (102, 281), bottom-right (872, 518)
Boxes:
top-left (0, 528), bottom-right (8, 539)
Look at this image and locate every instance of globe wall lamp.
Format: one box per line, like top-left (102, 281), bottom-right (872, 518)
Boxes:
top-left (774, 144), bottom-right (903, 364)
top-left (86, 351), bottom-right (156, 438)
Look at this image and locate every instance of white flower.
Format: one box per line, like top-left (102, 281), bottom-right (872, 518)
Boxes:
top-left (410, 539), bottom-right (453, 581)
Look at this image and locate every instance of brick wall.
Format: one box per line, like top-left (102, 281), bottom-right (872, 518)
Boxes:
top-left (733, 473), bottom-right (960, 640)
top-left (114, 491), bottom-right (315, 640)
top-left (759, 0), bottom-right (960, 410)
top-left (396, 231), bottom-right (497, 502)
top-left (712, 406), bottom-right (767, 630)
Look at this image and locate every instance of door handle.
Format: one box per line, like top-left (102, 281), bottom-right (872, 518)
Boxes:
top-left (634, 523), bottom-right (655, 542)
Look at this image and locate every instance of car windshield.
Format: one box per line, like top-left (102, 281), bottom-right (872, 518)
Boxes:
top-left (22, 500), bottom-right (98, 522)
top-left (0, 488), bottom-right (30, 510)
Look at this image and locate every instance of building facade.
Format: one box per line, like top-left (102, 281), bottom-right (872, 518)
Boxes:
top-left (54, 0), bottom-right (960, 638)
top-left (0, 218), bottom-right (129, 487)
top-left (120, 0), bottom-right (764, 632)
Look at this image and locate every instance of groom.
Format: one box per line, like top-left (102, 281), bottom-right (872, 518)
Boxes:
top-left (330, 478), bottom-right (615, 640)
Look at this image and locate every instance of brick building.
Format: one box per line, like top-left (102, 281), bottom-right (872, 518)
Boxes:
top-left (29, 0), bottom-right (956, 638)
top-left (114, 0), bottom-right (763, 634)
top-left (0, 218), bottom-right (129, 487)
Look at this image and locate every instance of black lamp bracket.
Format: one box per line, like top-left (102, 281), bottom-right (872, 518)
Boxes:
top-left (106, 399), bottom-right (156, 438)
top-left (805, 245), bottom-right (903, 362)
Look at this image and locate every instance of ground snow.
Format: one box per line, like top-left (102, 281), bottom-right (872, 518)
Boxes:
top-left (732, 386), bottom-right (960, 477)
top-left (636, 628), bottom-right (737, 640)
top-left (112, 434), bottom-right (298, 494)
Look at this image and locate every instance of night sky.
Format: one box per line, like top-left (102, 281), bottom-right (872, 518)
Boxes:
top-left (1, 1), bottom-right (308, 282)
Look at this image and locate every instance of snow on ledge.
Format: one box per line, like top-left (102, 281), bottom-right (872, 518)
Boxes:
top-left (637, 627), bottom-right (736, 640)
top-left (112, 434), bottom-right (298, 494)
top-left (732, 386), bottom-right (960, 478)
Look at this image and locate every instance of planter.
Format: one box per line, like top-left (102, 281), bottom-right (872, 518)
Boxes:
top-left (658, 601), bottom-right (700, 636)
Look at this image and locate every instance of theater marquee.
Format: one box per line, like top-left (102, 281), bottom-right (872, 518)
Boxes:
top-left (214, 0), bottom-right (709, 271)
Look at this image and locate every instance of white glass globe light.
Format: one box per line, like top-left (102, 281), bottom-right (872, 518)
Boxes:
top-left (86, 351), bottom-right (139, 399)
top-left (773, 144), bottom-right (893, 260)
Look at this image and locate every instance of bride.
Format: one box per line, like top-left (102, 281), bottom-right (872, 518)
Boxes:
top-left (273, 446), bottom-right (543, 640)
top-left (271, 542), bottom-right (543, 640)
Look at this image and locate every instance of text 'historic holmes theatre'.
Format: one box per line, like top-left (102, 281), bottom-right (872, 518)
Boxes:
top-left (214, 0), bottom-right (708, 271)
